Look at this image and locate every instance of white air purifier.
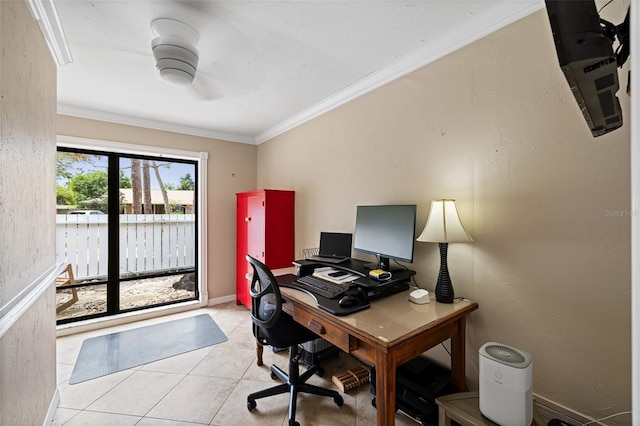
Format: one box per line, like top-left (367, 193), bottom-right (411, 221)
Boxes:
top-left (479, 342), bottom-right (533, 426)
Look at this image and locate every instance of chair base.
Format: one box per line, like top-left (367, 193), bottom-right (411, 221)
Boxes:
top-left (247, 345), bottom-right (343, 426)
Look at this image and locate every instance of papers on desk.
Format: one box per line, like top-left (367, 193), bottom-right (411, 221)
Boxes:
top-left (312, 267), bottom-right (358, 285)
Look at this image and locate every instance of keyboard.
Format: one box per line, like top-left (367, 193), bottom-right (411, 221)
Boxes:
top-left (295, 275), bottom-right (348, 299)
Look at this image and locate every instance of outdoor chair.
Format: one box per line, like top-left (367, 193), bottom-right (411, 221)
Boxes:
top-left (56, 263), bottom-right (78, 314)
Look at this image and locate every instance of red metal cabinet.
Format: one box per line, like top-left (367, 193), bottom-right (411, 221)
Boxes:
top-left (236, 190), bottom-right (295, 308)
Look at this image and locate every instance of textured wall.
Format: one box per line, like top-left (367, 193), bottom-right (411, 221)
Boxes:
top-left (0, 0), bottom-right (58, 424)
top-left (56, 116), bottom-right (258, 300)
top-left (257, 10), bottom-right (631, 423)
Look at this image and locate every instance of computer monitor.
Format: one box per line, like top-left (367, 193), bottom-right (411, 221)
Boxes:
top-left (353, 204), bottom-right (417, 272)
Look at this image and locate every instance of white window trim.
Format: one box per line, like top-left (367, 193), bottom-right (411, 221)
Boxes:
top-left (56, 135), bottom-right (209, 334)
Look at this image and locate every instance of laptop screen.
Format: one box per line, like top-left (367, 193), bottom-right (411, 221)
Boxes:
top-left (318, 232), bottom-right (352, 257)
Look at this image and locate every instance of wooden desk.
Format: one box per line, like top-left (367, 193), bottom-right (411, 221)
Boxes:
top-left (277, 274), bottom-right (478, 426)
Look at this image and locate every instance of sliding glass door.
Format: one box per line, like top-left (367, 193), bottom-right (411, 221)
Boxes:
top-left (56, 147), bottom-right (198, 323)
top-left (117, 155), bottom-right (197, 312)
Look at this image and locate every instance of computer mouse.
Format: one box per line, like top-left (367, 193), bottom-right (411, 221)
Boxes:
top-left (338, 295), bottom-right (359, 307)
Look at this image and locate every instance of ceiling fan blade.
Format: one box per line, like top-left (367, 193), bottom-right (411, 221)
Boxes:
top-left (189, 74), bottom-right (223, 101)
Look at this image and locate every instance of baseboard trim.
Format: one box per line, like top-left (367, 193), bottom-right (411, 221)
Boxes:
top-left (208, 294), bottom-right (237, 306)
top-left (535, 395), bottom-right (632, 424)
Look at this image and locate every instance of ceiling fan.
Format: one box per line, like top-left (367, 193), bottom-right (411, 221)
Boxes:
top-left (150, 17), bottom-right (226, 101)
top-left (150, 18), bottom-right (200, 86)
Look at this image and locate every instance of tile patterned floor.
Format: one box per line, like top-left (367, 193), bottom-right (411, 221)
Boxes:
top-left (54, 302), bottom-right (420, 425)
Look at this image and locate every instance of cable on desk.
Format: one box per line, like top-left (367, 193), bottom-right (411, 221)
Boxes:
top-left (391, 258), bottom-right (410, 271)
top-left (409, 276), bottom-right (423, 289)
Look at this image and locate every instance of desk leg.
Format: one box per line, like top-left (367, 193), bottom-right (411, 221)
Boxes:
top-left (450, 317), bottom-right (466, 392)
top-left (376, 353), bottom-right (397, 426)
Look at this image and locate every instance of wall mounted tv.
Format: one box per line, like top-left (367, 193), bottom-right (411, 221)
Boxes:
top-left (544, 0), bottom-right (630, 137)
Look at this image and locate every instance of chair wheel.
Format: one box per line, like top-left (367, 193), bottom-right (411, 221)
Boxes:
top-left (270, 371), bottom-right (278, 380)
top-left (316, 366), bottom-right (324, 376)
top-left (371, 397), bottom-right (376, 408)
top-left (247, 399), bottom-right (256, 411)
top-left (289, 421), bottom-right (300, 426)
top-left (334, 395), bottom-right (344, 406)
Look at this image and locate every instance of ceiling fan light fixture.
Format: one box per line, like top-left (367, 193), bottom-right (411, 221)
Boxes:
top-left (158, 68), bottom-right (195, 86)
top-left (152, 38), bottom-right (199, 85)
top-left (150, 18), bottom-right (199, 86)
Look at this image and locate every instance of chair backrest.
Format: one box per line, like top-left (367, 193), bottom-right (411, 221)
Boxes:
top-left (246, 255), bottom-right (283, 341)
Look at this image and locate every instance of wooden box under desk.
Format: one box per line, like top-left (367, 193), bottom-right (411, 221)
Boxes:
top-left (276, 273), bottom-right (478, 426)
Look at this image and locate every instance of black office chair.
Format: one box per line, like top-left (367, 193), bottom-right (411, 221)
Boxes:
top-left (245, 255), bottom-right (344, 426)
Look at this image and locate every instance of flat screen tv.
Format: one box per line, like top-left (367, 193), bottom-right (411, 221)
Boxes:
top-left (544, 0), bottom-right (629, 137)
top-left (353, 204), bottom-right (416, 272)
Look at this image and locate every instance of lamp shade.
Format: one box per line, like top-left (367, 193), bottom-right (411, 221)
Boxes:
top-left (417, 199), bottom-right (473, 243)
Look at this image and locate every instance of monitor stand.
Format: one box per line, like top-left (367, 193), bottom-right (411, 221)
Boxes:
top-left (363, 281), bottom-right (409, 300)
top-left (364, 257), bottom-right (405, 273)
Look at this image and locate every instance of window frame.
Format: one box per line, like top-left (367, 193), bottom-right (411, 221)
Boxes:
top-left (56, 135), bottom-right (209, 329)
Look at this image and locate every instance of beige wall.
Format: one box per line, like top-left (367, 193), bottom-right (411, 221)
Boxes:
top-left (0, 0), bottom-right (58, 423)
top-left (57, 116), bottom-right (258, 300)
top-left (257, 10), bottom-right (631, 422)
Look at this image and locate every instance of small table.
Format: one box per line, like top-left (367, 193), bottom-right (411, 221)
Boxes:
top-left (436, 392), bottom-right (545, 426)
top-left (276, 273), bottom-right (478, 426)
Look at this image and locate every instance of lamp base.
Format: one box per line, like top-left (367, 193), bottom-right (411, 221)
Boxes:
top-left (435, 243), bottom-right (454, 304)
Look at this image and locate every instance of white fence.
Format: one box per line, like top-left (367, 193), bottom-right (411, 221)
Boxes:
top-left (56, 214), bottom-right (196, 280)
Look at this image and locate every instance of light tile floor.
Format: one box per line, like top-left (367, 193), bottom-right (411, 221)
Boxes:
top-left (54, 302), bottom-right (420, 425)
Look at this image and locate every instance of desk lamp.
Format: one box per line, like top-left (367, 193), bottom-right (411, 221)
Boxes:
top-left (417, 199), bottom-right (473, 303)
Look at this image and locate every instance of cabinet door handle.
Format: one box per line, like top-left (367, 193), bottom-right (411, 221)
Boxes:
top-left (245, 273), bottom-right (252, 280)
top-left (245, 217), bottom-right (251, 222)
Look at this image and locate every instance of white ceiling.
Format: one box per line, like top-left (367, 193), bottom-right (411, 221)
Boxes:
top-left (55, 0), bottom-right (544, 144)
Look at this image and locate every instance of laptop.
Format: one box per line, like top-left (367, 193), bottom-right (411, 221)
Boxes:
top-left (306, 232), bottom-right (352, 264)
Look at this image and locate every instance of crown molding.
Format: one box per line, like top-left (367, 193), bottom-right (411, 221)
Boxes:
top-left (27, 0), bottom-right (72, 66)
top-left (57, 105), bottom-right (256, 145)
top-left (255, 0), bottom-right (544, 144)
top-left (58, 0), bottom-right (544, 145)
